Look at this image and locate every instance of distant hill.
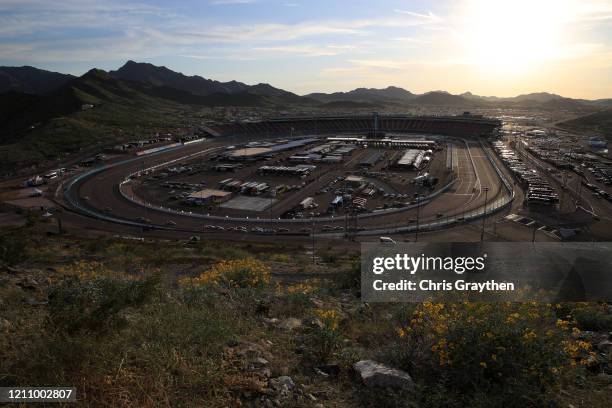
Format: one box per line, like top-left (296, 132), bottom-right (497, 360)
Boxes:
top-left (0, 66), bottom-right (74, 94)
top-left (0, 65), bottom-right (322, 170)
top-left (513, 92), bottom-right (566, 103)
top-left (0, 68), bottom-right (198, 171)
top-left (307, 86), bottom-right (414, 103)
top-left (110, 60), bottom-right (314, 106)
top-left (309, 88), bottom-right (488, 107)
top-left (110, 60), bottom-right (250, 96)
top-left (410, 91), bottom-right (479, 107)
top-left (558, 109), bottom-right (612, 141)
top-left (460, 91), bottom-right (596, 111)
top-left (318, 100), bottom-right (383, 109)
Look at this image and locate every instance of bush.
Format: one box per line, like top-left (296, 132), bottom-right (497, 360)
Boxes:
top-left (3, 288), bottom-right (240, 405)
top-left (264, 281), bottom-right (318, 318)
top-left (0, 232), bottom-right (28, 266)
top-left (180, 258), bottom-right (271, 289)
top-left (303, 309), bottom-right (342, 365)
top-left (570, 303), bottom-right (612, 331)
top-left (48, 273), bottom-right (160, 334)
top-left (390, 302), bottom-right (594, 407)
top-left (336, 260), bottom-right (361, 291)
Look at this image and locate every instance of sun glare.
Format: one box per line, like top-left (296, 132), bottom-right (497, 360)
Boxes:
top-left (463, 0), bottom-right (570, 75)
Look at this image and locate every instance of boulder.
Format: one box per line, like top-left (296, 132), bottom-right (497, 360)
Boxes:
top-left (353, 360), bottom-right (414, 391)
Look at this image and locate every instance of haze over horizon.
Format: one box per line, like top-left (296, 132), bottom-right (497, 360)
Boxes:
top-left (1, 0), bottom-right (612, 99)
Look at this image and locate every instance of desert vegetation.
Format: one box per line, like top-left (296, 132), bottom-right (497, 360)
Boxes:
top-left (1, 222), bottom-right (612, 407)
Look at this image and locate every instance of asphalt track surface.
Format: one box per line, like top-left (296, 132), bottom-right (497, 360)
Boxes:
top-left (62, 137), bottom-right (510, 238)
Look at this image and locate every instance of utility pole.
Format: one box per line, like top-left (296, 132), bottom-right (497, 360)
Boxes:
top-left (480, 187), bottom-right (489, 242)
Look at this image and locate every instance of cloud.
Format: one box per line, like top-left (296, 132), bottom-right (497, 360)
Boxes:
top-left (394, 9), bottom-right (441, 22)
top-left (209, 0), bottom-right (257, 4)
top-left (252, 44), bottom-right (352, 57)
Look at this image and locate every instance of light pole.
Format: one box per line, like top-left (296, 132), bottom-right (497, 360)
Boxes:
top-left (480, 187), bottom-right (489, 242)
top-left (415, 194), bottom-right (420, 242)
top-left (311, 219), bottom-right (316, 264)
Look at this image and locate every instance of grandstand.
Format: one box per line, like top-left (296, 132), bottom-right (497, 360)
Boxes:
top-left (204, 114), bottom-right (501, 139)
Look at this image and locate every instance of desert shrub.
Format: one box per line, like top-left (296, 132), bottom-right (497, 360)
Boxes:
top-left (4, 292), bottom-right (239, 405)
top-left (267, 282), bottom-right (317, 318)
top-left (570, 303), bottom-right (612, 331)
top-left (47, 272), bottom-right (160, 334)
top-left (180, 258), bottom-right (271, 289)
top-left (197, 241), bottom-right (249, 261)
top-left (303, 308), bottom-right (343, 365)
top-left (319, 249), bottom-right (340, 264)
top-left (336, 260), bottom-right (361, 291)
top-left (268, 253), bottom-right (292, 263)
top-left (389, 302), bottom-right (594, 407)
top-left (0, 232), bottom-right (28, 266)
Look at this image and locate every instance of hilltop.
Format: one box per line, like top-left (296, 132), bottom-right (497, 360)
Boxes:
top-left (0, 66), bottom-right (74, 94)
top-left (559, 109), bottom-right (612, 141)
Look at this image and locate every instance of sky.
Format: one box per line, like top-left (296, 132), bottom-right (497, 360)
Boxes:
top-left (1, 0), bottom-right (611, 99)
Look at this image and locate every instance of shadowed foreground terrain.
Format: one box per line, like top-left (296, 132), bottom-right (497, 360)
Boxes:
top-left (1, 216), bottom-right (612, 407)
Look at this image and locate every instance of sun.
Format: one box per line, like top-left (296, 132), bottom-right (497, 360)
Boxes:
top-left (462, 0), bottom-right (569, 75)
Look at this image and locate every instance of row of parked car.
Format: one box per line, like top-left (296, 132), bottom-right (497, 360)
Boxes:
top-left (582, 181), bottom-right (612, 202)
top-left (493, 140), bottom-right (559, 205)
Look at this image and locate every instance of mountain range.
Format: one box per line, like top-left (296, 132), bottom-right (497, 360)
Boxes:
top-left (2, 61), bottom-right (611, 110)
top-left (0, 60), bottom-right (611, 172)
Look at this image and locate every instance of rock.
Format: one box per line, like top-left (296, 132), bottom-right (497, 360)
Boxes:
top-left (232, 341), bottom-right (271, 360)
top-left (306, 317), bottom-right (325, 329)
top-left (254, 368), bottom-right (271, 378)
top-left (17, 276), bottom-right (38, 291)
top-left (251, 357), bottom-right (269, 367)
top-left (314, 368), bottom-right (329, 378)
top-left (316, 364), bottom-right (340, 377)
top-left (23, 298), bottom-right (48, 306)
top-left (597, 339), bottom-right (612, 353)
top-left (0, 318), bottom-right (12, 333)
top-left (269, 376), bottom-right (295, 395)
top-left (261, 317), bottom-right (280, 325)
top-left (278, 318), bottom-right (302, 331)
top-left (353, 360), bottom-right (414, 391)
